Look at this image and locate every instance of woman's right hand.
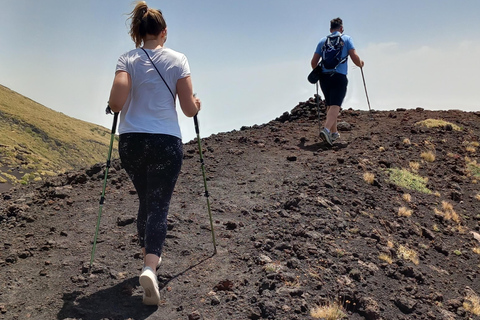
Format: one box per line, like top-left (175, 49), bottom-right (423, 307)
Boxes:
top-left (194, 96), bottom-right (201, 112)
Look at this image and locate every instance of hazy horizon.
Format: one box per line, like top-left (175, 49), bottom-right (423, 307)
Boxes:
top-left (1, 0), bottom-right (479, 142)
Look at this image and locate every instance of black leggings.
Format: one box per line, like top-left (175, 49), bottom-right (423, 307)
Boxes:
top-left (119, 133), bottom-right (183, 257)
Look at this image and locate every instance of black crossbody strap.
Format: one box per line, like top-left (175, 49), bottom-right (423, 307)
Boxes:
top-left (141, 48), bottom-right (175, 102)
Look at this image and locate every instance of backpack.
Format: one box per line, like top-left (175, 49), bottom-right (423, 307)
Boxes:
top-left (320, 34), bottom-right (348, 70)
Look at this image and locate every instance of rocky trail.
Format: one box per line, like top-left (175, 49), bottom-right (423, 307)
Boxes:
top-left (1, 98), bottom-right (480, 320)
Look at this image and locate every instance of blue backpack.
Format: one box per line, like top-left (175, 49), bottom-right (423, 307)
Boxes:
top-left (321, 34), bottom-right (348, 70)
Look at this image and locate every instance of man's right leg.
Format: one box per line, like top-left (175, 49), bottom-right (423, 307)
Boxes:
top-left (324, 105), bottom-right (340, 132)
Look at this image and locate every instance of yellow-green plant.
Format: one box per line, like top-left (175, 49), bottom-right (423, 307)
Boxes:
top-left (388, 168), bottom-right (431, 194)
top-left (415, 119), bottom-right (461, 131)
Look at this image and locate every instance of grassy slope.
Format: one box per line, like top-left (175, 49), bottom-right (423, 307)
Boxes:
top-left (0, 84), bottom-right (117, 185)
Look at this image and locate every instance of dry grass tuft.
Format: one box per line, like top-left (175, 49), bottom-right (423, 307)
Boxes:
top-left (310, 301), bottom-right (347, 319)
top-left (473, 247), bottom-right (480, 255)
top-left (402, 193), bottom-right (412, 202)
top-left (464, 291), bottom-right (480, 316)
top-left (466, 146), bottom-right (477, 153)
top-left (397, 245), bottom-right (419, 265)
top-left (398, 206), bottom-right (413, 217)
top-left (363, 172), bottom-right (375, 185)
top-left (409, 161), bottom-right (420, 171)
top-left (434, 201), bottom-right (461, 224)
top-left (421, 151), bottom-right (436, 162)
top-left (379, 253), bottom-right (393, 264)
top-left (403, 138), bottom-right (411, 145)
top-left (475, 194), bottom-right (480, 201)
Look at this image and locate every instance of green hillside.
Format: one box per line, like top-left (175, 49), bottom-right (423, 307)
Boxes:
top-left (0, 85), bottom-right (117, 186)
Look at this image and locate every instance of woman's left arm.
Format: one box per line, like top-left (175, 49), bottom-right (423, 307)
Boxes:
top-left (108, 71), bottom-right (131, 112)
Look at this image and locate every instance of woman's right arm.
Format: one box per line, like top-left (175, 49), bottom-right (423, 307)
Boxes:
top-left (108, 71), bottom-right (131, 112)
top-left (177, 76), bottom-right (201, 117)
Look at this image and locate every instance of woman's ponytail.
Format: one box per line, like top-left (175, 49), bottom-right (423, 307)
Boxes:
top-left (128, 1), bottom-right (166, 48)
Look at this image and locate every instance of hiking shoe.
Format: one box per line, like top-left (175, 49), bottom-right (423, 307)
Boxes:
top-left (320, 128), bottom-right (333, 146)
top-left (139, 267), bottom-right (160, 305)
top-left (156, 256), bottom-right (162, 269)
top-left (331, 132), bottom-right (340, 141)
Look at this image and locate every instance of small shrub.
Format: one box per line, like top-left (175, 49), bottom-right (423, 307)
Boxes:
top-left (363, 172), bottom-right (375, 185)
top-left (466, 159), bottom-right (480, 179)
top-left (473, 247), bottom-right (480, 255)
top-left (421, 151), bottom-right (435, 162)
top-left (310, 301), bottom-right (347, 319)
top-left (264, 262), bottom-right (282, 273)
top-left (453, 250), bottom-right (462, 256)
top-left (402, 193), bottom-right (412, 202)
top-left (403, 138), bottom-right (411, 145)
top-left (475, 194), bottom-right (480, 201)
top-left (378, 146), bottom-right (385, 152)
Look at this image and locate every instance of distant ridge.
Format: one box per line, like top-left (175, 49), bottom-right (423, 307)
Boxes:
top-left (0, 84), bottom-right (117, 190)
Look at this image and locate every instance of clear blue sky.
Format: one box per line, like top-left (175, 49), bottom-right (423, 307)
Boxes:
top-left (1, 0), bottom-right (479, 142)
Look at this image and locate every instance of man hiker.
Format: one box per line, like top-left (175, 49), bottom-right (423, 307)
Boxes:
top-left (310, 17), bottom-right (364, 146)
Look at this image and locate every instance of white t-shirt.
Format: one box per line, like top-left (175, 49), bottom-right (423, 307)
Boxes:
top-left (115, 47), bottom-right (191, 139)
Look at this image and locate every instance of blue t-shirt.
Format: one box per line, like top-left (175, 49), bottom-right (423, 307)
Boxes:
top-left (315, 31), bottom-right (355, 75)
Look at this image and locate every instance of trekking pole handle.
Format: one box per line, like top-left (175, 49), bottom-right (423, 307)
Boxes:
top-left (111, 112), bottom-right (119, 134)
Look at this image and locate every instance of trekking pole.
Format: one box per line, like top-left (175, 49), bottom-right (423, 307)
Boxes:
top-left (89, 109), bottom-right (119, 269)
top-left (360, 67), bottom-right (373, 119)
top-left (315, 82), bottom-right (322, 134)
top-left (193, 114), bottom-right (217, 255)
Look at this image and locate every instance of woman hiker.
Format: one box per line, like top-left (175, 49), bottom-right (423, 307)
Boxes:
top-left (108, 1), bottom-right (201, 305)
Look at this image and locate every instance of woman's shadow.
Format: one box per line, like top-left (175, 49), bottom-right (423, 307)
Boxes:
top-left (57, 255), bottom-right (212, 320)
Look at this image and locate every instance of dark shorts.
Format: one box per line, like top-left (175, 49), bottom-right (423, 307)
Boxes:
top-left (319, 72), bottom-right (348, 107)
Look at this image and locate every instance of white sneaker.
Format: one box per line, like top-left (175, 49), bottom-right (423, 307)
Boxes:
top-left (139, 267), bottom-right (160, 305)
